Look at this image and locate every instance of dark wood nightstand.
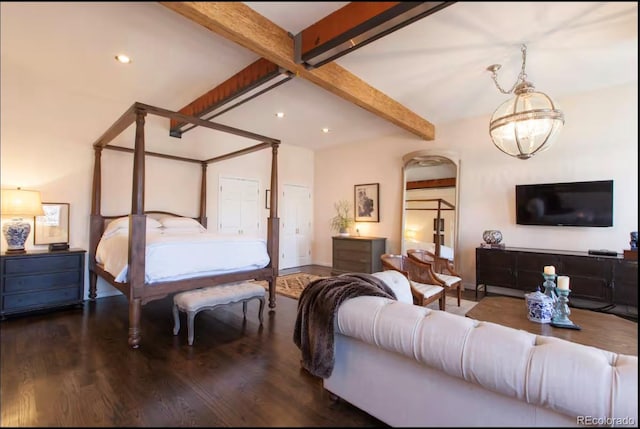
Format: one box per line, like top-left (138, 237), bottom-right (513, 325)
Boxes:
top-left (1, 248), bottom-right (86, 318)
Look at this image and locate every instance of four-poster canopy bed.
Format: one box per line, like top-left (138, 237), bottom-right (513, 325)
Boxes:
top-left (89, 102), bottom-right (280, 348)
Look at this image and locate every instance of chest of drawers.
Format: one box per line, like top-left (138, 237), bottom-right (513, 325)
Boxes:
top-left (1, 249), bottom-right (85, 318)
top-left (332, 236), bottom-right (386, 275)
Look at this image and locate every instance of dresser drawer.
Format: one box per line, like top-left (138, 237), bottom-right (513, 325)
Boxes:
top-left (2, 287), bottom-right (81, 313)
top-left (3, 254), bottom-right (82, 275)
top-left (332, 236), bottom-right (386, 275)
top-left (3, 271), bottom-right (81, 293)
top-left (334, 259), bottom-right (371, 273)
top-left (333, 240), bottom-right (371, 253)
top-left (334, 248), bottom-right (370, 263)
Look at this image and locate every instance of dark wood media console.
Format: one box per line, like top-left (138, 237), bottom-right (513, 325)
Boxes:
top-left (476, 246), bottom-right (638, 313)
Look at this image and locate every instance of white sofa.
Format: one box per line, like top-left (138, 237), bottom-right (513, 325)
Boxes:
top-left (324, 271), bottom-right (638, 427)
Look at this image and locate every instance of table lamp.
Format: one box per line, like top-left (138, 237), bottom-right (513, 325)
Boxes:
top-left (1, 188), bottom-right (44, 253)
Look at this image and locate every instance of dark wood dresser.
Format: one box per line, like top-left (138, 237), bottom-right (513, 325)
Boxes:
top-left (1, 248), bottom-right (86, 318)
top-left (332, 236), bottom-right (387, 275)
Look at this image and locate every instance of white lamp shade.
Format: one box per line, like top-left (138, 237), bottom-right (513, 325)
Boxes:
top-left (489, 90), bottom-right (564, 160)
top-left (1, 189), bottom-right (44, 217)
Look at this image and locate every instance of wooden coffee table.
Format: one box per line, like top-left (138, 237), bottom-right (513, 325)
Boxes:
top-left (466, 296), bottom-right (637, 356)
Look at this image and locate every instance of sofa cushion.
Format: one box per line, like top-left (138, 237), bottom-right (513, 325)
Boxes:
top-left (372, 271), bottom-right (413, 304)
top-left (409, 280), bottom-right (444, 299)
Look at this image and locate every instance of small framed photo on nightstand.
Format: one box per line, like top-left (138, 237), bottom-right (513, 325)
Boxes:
top-left (34, 202), bottom-right (70, 248)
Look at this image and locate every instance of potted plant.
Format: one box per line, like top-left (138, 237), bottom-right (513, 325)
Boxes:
top-left (330, 200), bottom-right (355, 236)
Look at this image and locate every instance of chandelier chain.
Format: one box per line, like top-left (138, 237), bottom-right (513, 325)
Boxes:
top-left (490, 44), bottom-right (529, 94)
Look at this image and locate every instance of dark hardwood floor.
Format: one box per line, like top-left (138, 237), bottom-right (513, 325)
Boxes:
top-left (0, 265), bottom-right (386, 427)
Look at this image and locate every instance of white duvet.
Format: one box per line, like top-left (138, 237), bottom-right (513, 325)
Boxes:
top-left (96, 229), bottom-right (270, 283)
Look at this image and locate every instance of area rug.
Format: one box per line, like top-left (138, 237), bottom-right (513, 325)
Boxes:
top-left (255, 273), bottom-right (326, 299)
top-left (258, 273), bottom-right (478, 316)
top-left (426, 296), bottom-right (478, 317)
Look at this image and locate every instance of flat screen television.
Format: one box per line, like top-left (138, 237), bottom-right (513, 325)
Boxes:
top-left (515, 180), bottom-right (613, 227)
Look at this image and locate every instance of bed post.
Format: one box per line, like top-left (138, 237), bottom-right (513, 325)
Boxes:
top-left (127, 108), bottom-right (147, 349)
top-left (199, 163), bottom-right (207, 228)
top-left (89, 146), bottom-right (103, 300)
top-left (435, 199), bottom-right (442, 258)
top-left (267, 142), bottom-right (280, 309)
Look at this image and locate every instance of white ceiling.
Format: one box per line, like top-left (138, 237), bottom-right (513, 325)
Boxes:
top-left (1, 2), bottom-right (637, 152)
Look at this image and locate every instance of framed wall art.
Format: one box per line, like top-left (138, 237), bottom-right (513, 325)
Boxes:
top-left (354, 183), bottom-right (380, 222)
top-left (34, 202), bottom-right (70, 246)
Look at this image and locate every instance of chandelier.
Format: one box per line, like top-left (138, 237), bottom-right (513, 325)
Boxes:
top-left (487, 45), bottom-right (564, 160)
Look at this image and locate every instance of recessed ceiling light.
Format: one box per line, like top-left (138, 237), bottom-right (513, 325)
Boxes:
top-left (275, 112), bottom-right (285, 118)
top-left (322, 127), bottom-right (330, 133)
top-left (115, 54), bottom-right (132, 64)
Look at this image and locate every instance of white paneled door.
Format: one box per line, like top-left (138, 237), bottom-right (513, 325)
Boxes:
top-left (218, 176), bottom-right (260, 236)
top-left (280, 184), bottom-right (312, 269)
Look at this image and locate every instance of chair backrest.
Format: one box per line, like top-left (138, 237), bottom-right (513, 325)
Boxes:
top-left (407, 248), bottom-right (436, 264)
top-left (408, 248), bottom-right (457, 276)
top-left (382, 253), bottom-right (440, 286)
top-left (380, 253), bottom-right (408, 275)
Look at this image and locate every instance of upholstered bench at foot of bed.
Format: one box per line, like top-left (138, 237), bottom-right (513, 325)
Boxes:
top-left (173, 282), bottom-right (266, 346)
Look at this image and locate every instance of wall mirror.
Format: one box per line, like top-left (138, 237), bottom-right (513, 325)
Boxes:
top-left (401, 150), bottom-right (460, 263)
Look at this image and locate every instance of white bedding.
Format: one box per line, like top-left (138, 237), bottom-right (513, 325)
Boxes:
top-left (96, 229), bottom-right (270, 283)
top-left (405, 240), bottom-right (455, 260)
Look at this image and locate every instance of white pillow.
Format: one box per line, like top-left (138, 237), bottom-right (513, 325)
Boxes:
top-left (103, 216), bottom-right (162, 238)
top-left (158, 216), bottom-right (206, 232)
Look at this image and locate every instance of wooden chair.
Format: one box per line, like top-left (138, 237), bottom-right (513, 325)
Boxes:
top-left (407, 248), bottom-right (463, 307)
top-left (380, 253), bottom-right (445, 311)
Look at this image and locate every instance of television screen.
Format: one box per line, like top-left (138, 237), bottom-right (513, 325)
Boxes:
top-left (516, 180), bottom-right (613, 227)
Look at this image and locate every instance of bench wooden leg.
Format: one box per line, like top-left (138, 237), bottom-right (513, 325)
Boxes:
top-left (242, 301), bottom-right (247, 319)
top-left (173, 304), bottom-right (180, 335)
top-left (258, 296), bottom-right (265, 324)
top-left (187, 311), bottom-right (197, 346)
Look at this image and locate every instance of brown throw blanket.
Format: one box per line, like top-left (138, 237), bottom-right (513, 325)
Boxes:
top-left (293, 273), bottom-right (397, 378)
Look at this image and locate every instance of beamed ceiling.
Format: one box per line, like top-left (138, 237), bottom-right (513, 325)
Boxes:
top-left (1, 2), bottom-right (637, 152)
top-left (161, 2), bottom-right (448, 141)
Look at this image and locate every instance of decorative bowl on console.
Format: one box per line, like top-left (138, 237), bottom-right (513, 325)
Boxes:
top-left (482, 230), bottom-right (503, 245)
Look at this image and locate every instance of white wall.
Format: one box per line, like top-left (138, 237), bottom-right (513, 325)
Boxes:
top-left (2, 60), bottom-right (636, 296)
top-left (314, 82), bottom-right (638, 289)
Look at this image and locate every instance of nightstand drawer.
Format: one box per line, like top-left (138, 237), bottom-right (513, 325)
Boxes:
top-left (3, 254), bottom-right (81, 275)
top-left (2, 287), bottom-right (81, 313)
top-left (3, 271), bottom-right (81, 293)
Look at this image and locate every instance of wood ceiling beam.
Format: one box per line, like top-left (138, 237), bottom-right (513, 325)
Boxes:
top-left (296, 2), bottom-right (454, 69)
top-left (169, 58), bottom-right (291, 136)
top-left (160, 1), bottom-right (436, 141)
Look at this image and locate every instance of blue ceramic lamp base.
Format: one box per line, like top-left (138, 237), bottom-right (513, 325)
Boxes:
top-left (2, 219), bottom-right (30, 253)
